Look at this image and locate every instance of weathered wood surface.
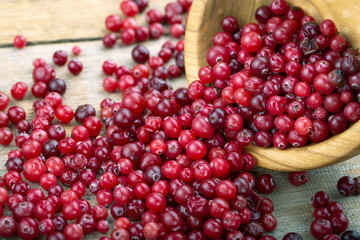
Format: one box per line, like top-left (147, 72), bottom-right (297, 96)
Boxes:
top-left (0, 0), bottom-right (359, 239)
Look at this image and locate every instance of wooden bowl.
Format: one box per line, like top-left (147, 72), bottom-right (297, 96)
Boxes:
top-left (184, 0), bottom-right (360, 171)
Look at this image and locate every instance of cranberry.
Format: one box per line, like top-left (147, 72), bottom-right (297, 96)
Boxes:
top-left (341, 230), bottom-right (360, 240)
top-left (329, 212), bottom-right (349, 234)
top-left (62, 201), bottom-right (82, 220)
top-left (0, 216), bottom-right (16, 237)
top-left (337, 176), bottom-right (356, 196)
top-left (97, 219), bottom-right (110, 234)
top-left (312, 191), bottom-right (330, 208)
top-left (68, 59), bottom-right (83, 75)
top-left (72, 45), bottom-right (81, 55)
top-left (0, 127), bottom-right (13, 145)
top-left (103, 33), bottom-right (117, 48)
top-left (203, 219), bottom-right (224, 238)
top-left (121, 0), bottom-right (139, 16)
top-left (132, 45), bottom-right (150, 63)
top-left (8, 106), bottom-right (26, 124)
top-left (0, 92), bottom-right (9, 111)
top-left (11, 82), bottom-right (28, 100)
top-left (33, 64), bottom-right (55, 84)
top-left (288, 171), bottom-right (309, 186)
top-left (13, 35), bottom-right (27, 49)
top-left (53, 50), bottom-right (68, 66)
top-left (64, 223), bottom-right (84, 240)
top-left (38, 218), bottom-right (55, 235)
top-left (311, 218), bottom-right (332, 239)
top-left (256, 174), bottom-right (276, 194)
top-left (17, 217), bottom-right (39, 240)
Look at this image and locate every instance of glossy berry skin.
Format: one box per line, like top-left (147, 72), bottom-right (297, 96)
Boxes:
top-left (288, 171), bottom-right (309, 186)
top-left (341, 230), bottom-right (360, 240)
top-left (312, 191), bottom-right (330, 208)
top-left (14, 35), bottom-right (27, 49)
top-left (64, 223), bottom-right (84, 240)
top-left (33, 64), bottom-right (55, 84)
top-left (68, 59), bottom-right (83, 75)
top-left (260, 213), bottom-right (277, 232)
top-left (283, 232), bottom-right (304, 240)
top-left (0, 92), bottom-right (9, 111)
top-left (329, 212), bottom-right (348, 234)
top-left (62, 201), bottom-right (82, 220)
top-left (256, 174), bottom-right (276, 194)
top-left (34, 200), bottom-right (55, 221)
top-left (0, 187), bottom-right (9, 206)
top-left (72, 45), bottom-right (81, 56)
top-left (105, 14), bottom-right (122, 32)
top-left (203, 219), bottom-right (224, 239)
top-left (337, 176), bottom-right (356, 196)
top-left (121, 0), bottom-right (139, 17)
top-left (294, 117), bottom-right (312, 135)
top-left (0, 216), bottom-right (16, 237)
top-left (0, 127), bottom-right (13, 145)
top-left (216, 180), bottom-right (236, 200)
top-left (53, 50), bottom-right (68, 66)
top-left (11, 82), bottom-right (28, 100)
top-left (241, 31), bottom-right (262, 53)
top-left (55, 105), bottom-right (74, 124)
top-left (132, 45), bottom-right (150, 63)
top-left (17, 217), bottom-right (39, 240)
top-left (146, 193), bottom-right (166, 213)
top-left (310, 218), bottom-right (332, 239)
top-left (23, 159), bottom-right (46, 182)
top-left (38, 218), bottom-right (56, 235)
top-left (48, 78), bottom-right (66, 95)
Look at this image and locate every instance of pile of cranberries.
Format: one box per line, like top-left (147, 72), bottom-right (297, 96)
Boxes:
top-left (310, 191), bottom-right (349, 239)
top-left (103, 0), bottom-right (187, 48)
top-left (2, 0), bottom-right (360, 239)
top-left (190, 0), bottom-right (360, 149)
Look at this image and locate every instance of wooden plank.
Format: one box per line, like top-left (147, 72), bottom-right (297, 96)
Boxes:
top-left (0, 0), bottom-right (172, 45)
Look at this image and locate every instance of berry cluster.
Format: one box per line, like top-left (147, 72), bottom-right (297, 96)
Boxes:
top-left (101, 0), bottom-right (188, 94)
top-left (103, 0), bottom-right (188, 48)
top-left (310, 191), bottom-right (352, 239)
top-left (2, 0), bottom-right (360, 239)
top-left (192, 0), bottom-right (360, 149)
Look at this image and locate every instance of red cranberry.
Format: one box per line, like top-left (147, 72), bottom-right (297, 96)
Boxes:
top-left (68, 59), bottom-right (83, 75)
top-left (256, 174), bottom-right (276, 194)
top-left (337, 176), bottom-right (356, 196)
top-left (53, 50), bottom-right (68, 66)
top-left (14, 35), bottom-right (27, 49)
top-left (0, 216), bottom-right (16, 237)
top-left (311, 218), bottom-right (332, 239)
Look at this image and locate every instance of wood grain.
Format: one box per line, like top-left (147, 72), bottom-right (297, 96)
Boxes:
top-left (0, 0), bottom-right (170, 45)
top-left (185, 0), bottom-right (360, 171)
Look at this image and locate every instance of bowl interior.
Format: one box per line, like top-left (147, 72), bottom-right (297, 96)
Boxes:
top-left (185, 0), bottom-right (360, 83)
top-left (184, 0), bottom-right (360, 171)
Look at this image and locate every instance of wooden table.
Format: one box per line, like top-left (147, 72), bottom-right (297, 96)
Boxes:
top-left (0, 1), bottom-right (359, 239)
